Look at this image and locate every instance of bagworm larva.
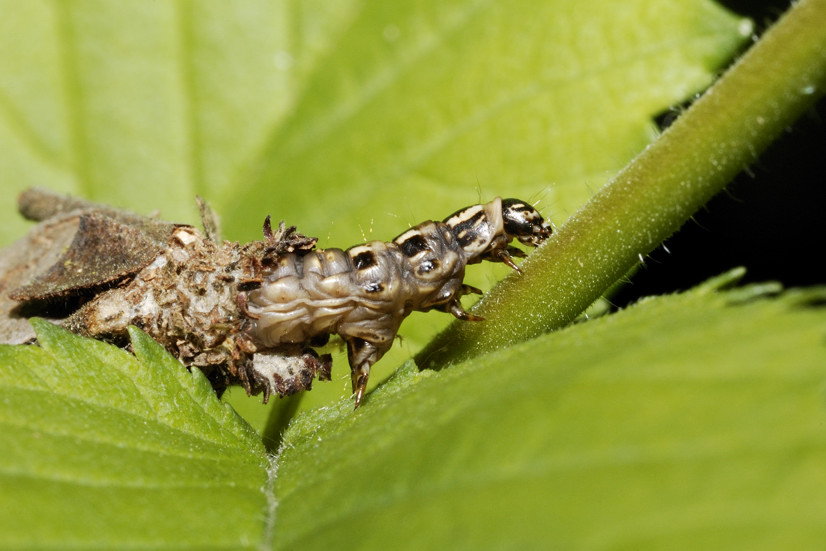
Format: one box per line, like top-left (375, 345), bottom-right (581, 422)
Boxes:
top-left (4, 190), bottom-right (551, 408)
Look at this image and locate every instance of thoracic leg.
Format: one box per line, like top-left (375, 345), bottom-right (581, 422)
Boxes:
top-left (346, 337), bottom-right (380, 409)
top-left (445, 299), bottom-right (484, 321)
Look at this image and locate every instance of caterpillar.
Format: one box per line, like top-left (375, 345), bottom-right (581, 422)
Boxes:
top-left (245, 197), bottom-right (552, 406)
top-left (4, 190), bottom-right (551, 408)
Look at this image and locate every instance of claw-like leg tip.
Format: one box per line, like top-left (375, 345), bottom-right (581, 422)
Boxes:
top-left (351, 369), bottom-right (370, 410)
top-left (491, 248), bottom-right (522, 273)
top-left (447, 299), bottom-right (485, 322)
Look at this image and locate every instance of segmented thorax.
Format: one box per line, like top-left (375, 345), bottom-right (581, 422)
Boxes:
top-left (442, 198), bottom-right (506, 261)
top-left (444, 197), bottom-right (552, 264)
top-left (247, 221), bottom-right (467, 350)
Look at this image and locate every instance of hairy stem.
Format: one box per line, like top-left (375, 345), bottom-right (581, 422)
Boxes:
top-left (417, 0), bottom-right (826, 369)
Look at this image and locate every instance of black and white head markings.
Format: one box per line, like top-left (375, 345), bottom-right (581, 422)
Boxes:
top-left (246, 197), bottom-right (552, 407)
top-left (6, 190), bottom-right (551, 409)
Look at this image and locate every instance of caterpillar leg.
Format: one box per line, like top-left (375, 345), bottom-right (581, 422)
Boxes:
top-left (484, 246), bottom-right (527, 273)
top-left (434, 284), bottom-right (485, 321)
top-left (346, 337), bottom-right (381, 409)
top-left (351, 365), bottom-right (371, 409)
top-left (443, 299), bottom-right (484, 322)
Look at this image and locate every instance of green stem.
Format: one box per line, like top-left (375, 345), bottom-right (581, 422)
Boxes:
top-left (417, 0), bottom-right (826, 370)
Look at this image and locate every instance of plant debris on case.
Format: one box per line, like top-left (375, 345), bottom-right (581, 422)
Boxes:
top-left (1, 189), bottom-right (551, 408)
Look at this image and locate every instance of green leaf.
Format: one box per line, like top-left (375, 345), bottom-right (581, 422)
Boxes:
top-left (0, 320), bottom-right (268, 549)
top-left (270, 274), bottom-right (826, 549)
top-left (0, 1), bottom-right (764, 545)
top-left (0, 1), bottom-right (750, 408)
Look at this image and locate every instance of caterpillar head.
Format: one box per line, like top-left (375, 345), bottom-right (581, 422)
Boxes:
top-left (500, 198), bottom-right (552, 247)
top-left (443, 197), bottom-right (551, 270)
